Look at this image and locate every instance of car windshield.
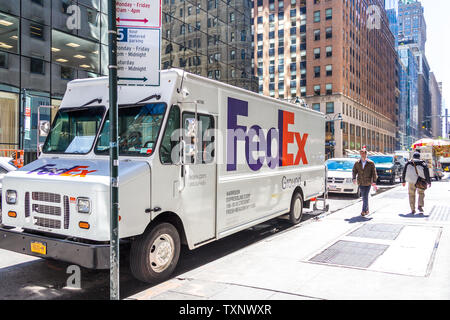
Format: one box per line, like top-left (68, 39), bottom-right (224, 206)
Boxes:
top-left (42, 106), bottom-right (105, 154)
top-left (95, 103), bottom-right (167, 156)
top-left (369, 156), bottom-right (394, 164)
top-left (326, 160), bottom-right (356, 171)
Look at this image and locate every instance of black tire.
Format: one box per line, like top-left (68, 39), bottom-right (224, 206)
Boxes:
top-left (289, 192), bottom-right (304, 225)
top-left (130, 222), bottom-right (181, 284)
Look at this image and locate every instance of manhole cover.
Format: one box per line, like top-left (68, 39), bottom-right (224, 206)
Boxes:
top-left (309, 240), bottom-right (389, 269)
top-left (347, 223), bottom-right (404, 240)
top-left (428, 206), bottom-right (450, 222)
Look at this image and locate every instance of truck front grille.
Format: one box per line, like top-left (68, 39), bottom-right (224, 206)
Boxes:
top-left (63, 196), bottom-right (70, 229)
top-left (32, 192), bottom-right (61, 203)
top-left (27, 191), bottom-right (68, 230)
top-left (32, 204), bottom-right (61, 216)
top-left (34, 217), bottom-right (61, 229)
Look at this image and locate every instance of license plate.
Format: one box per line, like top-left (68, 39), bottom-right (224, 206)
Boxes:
top-left (30, 241), bottom-right (47, 255)
top-left (328, 185), bottom-right (338, 191)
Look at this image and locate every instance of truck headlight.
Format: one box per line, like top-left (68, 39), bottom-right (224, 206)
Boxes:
top-left (345, 178), bottom-right (353, 183)
top-left (6, 190), bottom-right (17, 205)
top-left (386, 170), bottom-right (392, 173)
top-left (77, 197), bottom-right (91, 214)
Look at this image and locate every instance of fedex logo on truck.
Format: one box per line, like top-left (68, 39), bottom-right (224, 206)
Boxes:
top-left (227, 97), bottom-right (308, 171)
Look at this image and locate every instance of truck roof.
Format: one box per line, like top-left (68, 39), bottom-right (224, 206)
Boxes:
top-left (61, 69), bottom-right (325, 117)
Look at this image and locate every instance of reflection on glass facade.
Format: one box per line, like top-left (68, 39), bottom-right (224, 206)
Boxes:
top-left (161, 0), bottom-right (257, 92)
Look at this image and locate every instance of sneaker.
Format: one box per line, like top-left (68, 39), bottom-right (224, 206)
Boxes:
top-left (411, 210), bottom-right (416, 215)
top-left (418, 206), bottom-right (424, 213)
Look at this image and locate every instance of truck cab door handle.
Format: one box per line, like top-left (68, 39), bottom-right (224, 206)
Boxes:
top-left (145, 207), bottom-right (161, 214)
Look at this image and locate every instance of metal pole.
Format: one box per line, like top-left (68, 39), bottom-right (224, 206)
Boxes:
top-left (108, 0), bottom-right (120, 300)
top-left (20, 89), bottom-right (26, 150)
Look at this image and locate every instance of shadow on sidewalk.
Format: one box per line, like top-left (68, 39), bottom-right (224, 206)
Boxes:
top-left (399, 213), bottom-right (430, 218)
top-left (344, 216), bottom-right (373, 224)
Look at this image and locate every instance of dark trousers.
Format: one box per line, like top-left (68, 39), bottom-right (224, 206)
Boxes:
top-left (360, 186), bottom-right (371, 212)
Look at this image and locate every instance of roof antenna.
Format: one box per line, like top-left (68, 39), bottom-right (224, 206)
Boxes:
top-left (177, 70), bottom-right (186, 94)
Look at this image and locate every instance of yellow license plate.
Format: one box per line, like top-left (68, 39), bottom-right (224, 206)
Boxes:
top-left (30, 241), bottom-right (47, 255)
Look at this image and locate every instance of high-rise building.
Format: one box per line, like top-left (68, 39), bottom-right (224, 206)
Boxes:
top-left (304, 0), bottom-right (397, 157)
top-left (398, 0), bottom-right (426, 53)
top-left (429, 72), bottom-right (442, 138)
top-left (252, 0), bottom-right (307, 100)
top-left (398, 42), bottom-right (419, 148)
top-left (253, 0), bottom-right (397, 158)
top-left (161, 0), bottom-right (257, 92)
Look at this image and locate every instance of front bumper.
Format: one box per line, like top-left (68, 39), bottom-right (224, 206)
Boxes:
top-left (327, 183), bottom-right (358, 194)
top-left (0, 228), bottom-right (110, 269)
top-left (377, 172), bottom-right (394, 181)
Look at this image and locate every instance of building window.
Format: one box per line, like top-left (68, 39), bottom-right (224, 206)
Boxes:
top-left (314, 85), bottom-right (320, 95)
top-left (314, 66), bottom-right (320, 78)
top-left (325, 8), bottom-right (332, 20)
top-left (60, 66), bottom-right (74, 80)
top-left (314, 11), bottom-right (320, 22)
top-left (312, 103), bottom-right (320, 112)
top-left (0, 52), bottom-right (8, 69)
top-left (326, 83), bottom-right (332, 95)
top-left (326, 27), bottom-right (332, 39)
top-left (30, 23), bottom-right (44, 40)
top-left (326, 46), bottom-right (332, 57)
top-left (326, 102), bottom-right (334, 114)
top-left (314, 29), bottom-right (320, 41)
top-left (326, 65), bottom-right (332, 76)
top-left (30, 58), bottom-right (45, 74)
top-left (314, 48), bottom-right (320, 59)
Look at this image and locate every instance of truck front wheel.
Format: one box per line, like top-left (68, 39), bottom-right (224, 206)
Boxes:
top-left (289, 192), bottom-right (304, 225)
top-left (130, 222), bottom-right (181, 284)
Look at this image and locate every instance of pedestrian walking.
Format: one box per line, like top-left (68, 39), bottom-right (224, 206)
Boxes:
top-left (402, 152), bottom-right (431, 214)
top-left (352, 147), bottom-right (378, 217)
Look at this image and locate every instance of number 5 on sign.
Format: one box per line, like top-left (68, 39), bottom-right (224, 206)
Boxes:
top-left (117, 28), bottom-right (128, 42)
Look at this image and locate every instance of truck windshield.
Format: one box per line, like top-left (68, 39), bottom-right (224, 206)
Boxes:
top-left (42, 106), bottom-right (105, 154)
top-left (95, 103), bottom-right (167, 156)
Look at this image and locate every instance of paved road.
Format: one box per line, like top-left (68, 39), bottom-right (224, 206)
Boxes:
top-left (0, 182), bottom-right (399, 300)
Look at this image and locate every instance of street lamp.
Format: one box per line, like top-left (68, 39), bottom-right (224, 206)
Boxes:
top-left (279, 96), bottom-right (308, 108)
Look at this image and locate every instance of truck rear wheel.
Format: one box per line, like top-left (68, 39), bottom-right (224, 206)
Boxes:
top-left (289, 192), bottom-right (304, 225)
top-left (130, 222), bottom-right (181, 284)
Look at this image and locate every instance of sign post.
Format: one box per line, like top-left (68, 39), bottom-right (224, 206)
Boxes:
top-left (108, 0), bottom-right (120, 301)
top-left (108, 0), bottom-right (162, 300)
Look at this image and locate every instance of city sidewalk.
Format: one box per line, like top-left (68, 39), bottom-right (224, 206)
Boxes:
top-left (128, 176), bottom-right (450, 300)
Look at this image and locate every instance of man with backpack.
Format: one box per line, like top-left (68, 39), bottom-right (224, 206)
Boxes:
top-left (402, 152), bottom-right (432, 214)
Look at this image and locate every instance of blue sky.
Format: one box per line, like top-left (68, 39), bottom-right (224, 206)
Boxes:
top-left (421, 0), bottom-right (450, 115)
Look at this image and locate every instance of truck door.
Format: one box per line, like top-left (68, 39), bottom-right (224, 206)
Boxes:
top-left (180, 112), bottom-right (217, 245)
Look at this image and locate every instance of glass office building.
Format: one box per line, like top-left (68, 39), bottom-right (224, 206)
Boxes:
top-left (0, 0), bottom-right (256, 160)
top-left (161, 0), bottom-right (257, 91)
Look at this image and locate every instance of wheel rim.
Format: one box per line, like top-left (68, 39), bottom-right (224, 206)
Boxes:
top-left (149, 234), bottom-right (175, 273)
top-left (294, 198), bottom-right (302, 220)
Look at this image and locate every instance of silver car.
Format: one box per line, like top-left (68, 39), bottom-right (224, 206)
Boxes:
top-left (326, 158), bottom-right (360, 197)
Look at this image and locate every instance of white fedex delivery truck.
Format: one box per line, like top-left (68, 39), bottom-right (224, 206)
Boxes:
top-left (0, 69), bottom-right (326, 283)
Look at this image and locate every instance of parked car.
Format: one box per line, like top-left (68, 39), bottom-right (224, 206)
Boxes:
top-left (326, 158), bottom-right (360, 197)
top-left (369, 155), bottom-right (403, 185)
top-left (0, 157), bottom-right (18, 215)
